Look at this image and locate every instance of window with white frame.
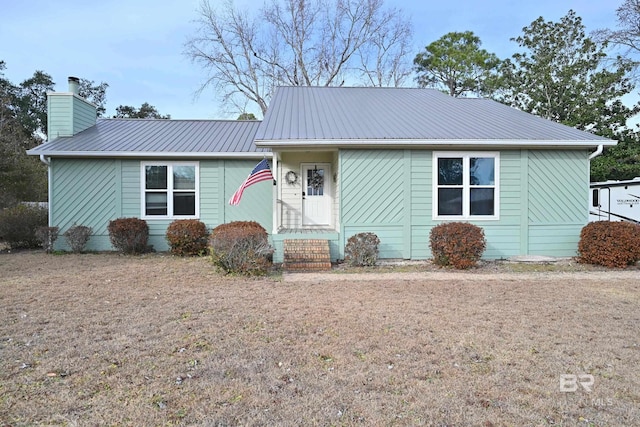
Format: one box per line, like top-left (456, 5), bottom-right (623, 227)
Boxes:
top-left (433, 152), bottom-right (499, 219)
top-left (142, 162), bottom-right (199, 218)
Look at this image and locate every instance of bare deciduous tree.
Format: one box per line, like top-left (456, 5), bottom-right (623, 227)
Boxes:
top-left (594, 0), bottom-right (640, 55)
top-left (184, 0), bottom-right (413, 116)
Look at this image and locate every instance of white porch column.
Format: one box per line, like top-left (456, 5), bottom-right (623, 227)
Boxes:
top-left (272, 152), bottom-right (279, 234)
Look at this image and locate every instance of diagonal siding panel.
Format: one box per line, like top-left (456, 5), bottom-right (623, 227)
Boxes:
top-left (51, 158), bottom-right (117, 250)
top-left (528, 150), bottom-right (588, 224)
top-left (342, 150), bottom-right (404, 224)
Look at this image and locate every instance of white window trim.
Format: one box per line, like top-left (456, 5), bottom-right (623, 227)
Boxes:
top-left (432, 151), bottom-right (500, 221)
top-left (141, 162), bottom-right (200, 220)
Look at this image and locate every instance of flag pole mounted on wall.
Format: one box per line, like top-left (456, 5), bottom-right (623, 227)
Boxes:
top-left (229, 158), bottom-right (274, 206)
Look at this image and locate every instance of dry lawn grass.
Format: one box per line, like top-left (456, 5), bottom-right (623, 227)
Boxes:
top-left (1, 252), bottom-right (639, 426)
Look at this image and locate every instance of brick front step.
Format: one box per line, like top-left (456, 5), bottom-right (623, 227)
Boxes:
top-left (283, 239), bottom-right (332, 271)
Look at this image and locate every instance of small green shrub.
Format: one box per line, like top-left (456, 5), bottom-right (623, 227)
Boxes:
top-left (108, 217), bottom-right (149, 254)
top-left (578, 221), bottom-right (640, 268)
top-left (209, 221), bottom-right (273, 275)
top-left (35, 226), bottom-right (60, 253)
top-left (166, 219), bottom-right (208, 256)
top-left (0, 204), bottom-right (48, 249)
top-left (63, 224), bottom-right (92, 253)
top-left (344, 232), bottom-right (380, 266)
top-left (430, 222), bottom-right (486, 269)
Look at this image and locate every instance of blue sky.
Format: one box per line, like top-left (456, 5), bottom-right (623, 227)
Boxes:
top-left (0, 0), bottom-right (623, 120)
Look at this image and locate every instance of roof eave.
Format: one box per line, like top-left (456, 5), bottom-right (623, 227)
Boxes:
top-left (26, 150), bottom-right (272, 159)
top-left (254, 138), bottom-right (616, 149)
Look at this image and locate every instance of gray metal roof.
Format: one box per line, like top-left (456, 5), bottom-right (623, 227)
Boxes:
top-left (255, 86), bottom-right (614, 147)
top-left (28, 119), bottom-right (269, 158)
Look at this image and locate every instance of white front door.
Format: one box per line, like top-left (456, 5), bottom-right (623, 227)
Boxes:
top-left (302, 163), bottom-right (331, 226)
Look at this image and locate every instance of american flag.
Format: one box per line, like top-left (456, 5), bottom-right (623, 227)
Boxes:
top-left (229, 159), bottom-right (273, 206)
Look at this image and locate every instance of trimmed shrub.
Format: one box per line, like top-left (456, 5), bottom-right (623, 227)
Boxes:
top-left (344, 232), bottom-right (380, 266)
top-left (0, 204), bottom-right (48, 249)
top-left (209, 221), bottom-right (273, 275)
top-left (108, 217), bottom-right (149, 254)
top-left (63, 224), bottom-right (92, 253)
top-left (35, 226), bottom-right (60, 253)
top-left (166, 219), bottom-right (208, 256)
top-left (578, 221), bottom-right (640, 268)
top-left (430, 222), bottom-right (486, 269)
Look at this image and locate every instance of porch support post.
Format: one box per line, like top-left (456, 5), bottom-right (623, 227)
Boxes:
top-left (272, 152), bottom-right (279, 234)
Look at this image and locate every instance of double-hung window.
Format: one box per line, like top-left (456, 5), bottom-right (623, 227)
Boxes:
top-left (433, 152), bottom-right (499, 220)
top-left (142, 162), bottom-right (199, 218)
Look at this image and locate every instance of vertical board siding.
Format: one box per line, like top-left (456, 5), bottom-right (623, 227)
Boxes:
top-left (51, 158), bottom-right (116, 251)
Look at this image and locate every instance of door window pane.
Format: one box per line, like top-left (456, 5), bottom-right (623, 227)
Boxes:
top-left (438, 188), bottom-right (463, 215)
top-left (307, 169), bottom-right (324, 196)
top-left (145, 166), bottom-right (167, 189)
top-left (174, 166), bottom-right (195, 190)
top-left (438, 158), bottom-right (463, 185)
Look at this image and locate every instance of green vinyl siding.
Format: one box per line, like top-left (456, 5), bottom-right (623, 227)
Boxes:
top-left (72, 96), bottom-right (97, 134)
top-left (50, 158), bottom-right (117, 251)
top-left (527, 150), bottom-right (588, 256)
top-left (340, 148), bottom-right (588, 260)
top-left (341, 150), bottom-right (405, 258)
top-left (49, 149), bottom-right (588, 258)
top-left (47, 95), bottom-right (72, 139)
top-left (46, 93), bottom-right (96, 139)
top-left (222, 160), bottom-right (272, 227)
top-left (50, 158), bottom-right (272, 252)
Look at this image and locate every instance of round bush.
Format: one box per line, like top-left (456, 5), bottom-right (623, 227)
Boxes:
top-left (429, 222), bottom-right (486, 269)
top-left (578, 221), bottom-right (640, 268)
top-left (209, 221), bottom-right (273, 275)
top-left (344, 232), bottom-right (380, 266)
top-left (108, 217), bottom-right (149, 254)
top-left (0, 204), bottom-right (48, 249)
top-left (63, 224), bottom-right (92, 253)
top-left (166, 219), bottom-right (208, 256)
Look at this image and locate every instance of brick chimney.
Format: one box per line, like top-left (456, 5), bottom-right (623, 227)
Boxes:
top-left (46, 76), bottom-right (97, 141)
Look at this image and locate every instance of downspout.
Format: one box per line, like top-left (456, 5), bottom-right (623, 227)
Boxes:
top-left (39, 155), bottom-right (52, 227)
top-left (589, 144), bottom-right (603, 160)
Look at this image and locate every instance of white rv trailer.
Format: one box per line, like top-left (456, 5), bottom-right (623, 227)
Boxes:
top-left (589, 178), bottom-right (640, 223)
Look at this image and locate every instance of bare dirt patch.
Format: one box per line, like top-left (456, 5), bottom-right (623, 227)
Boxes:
top-left (1, 252), bottom-right (639, 426)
